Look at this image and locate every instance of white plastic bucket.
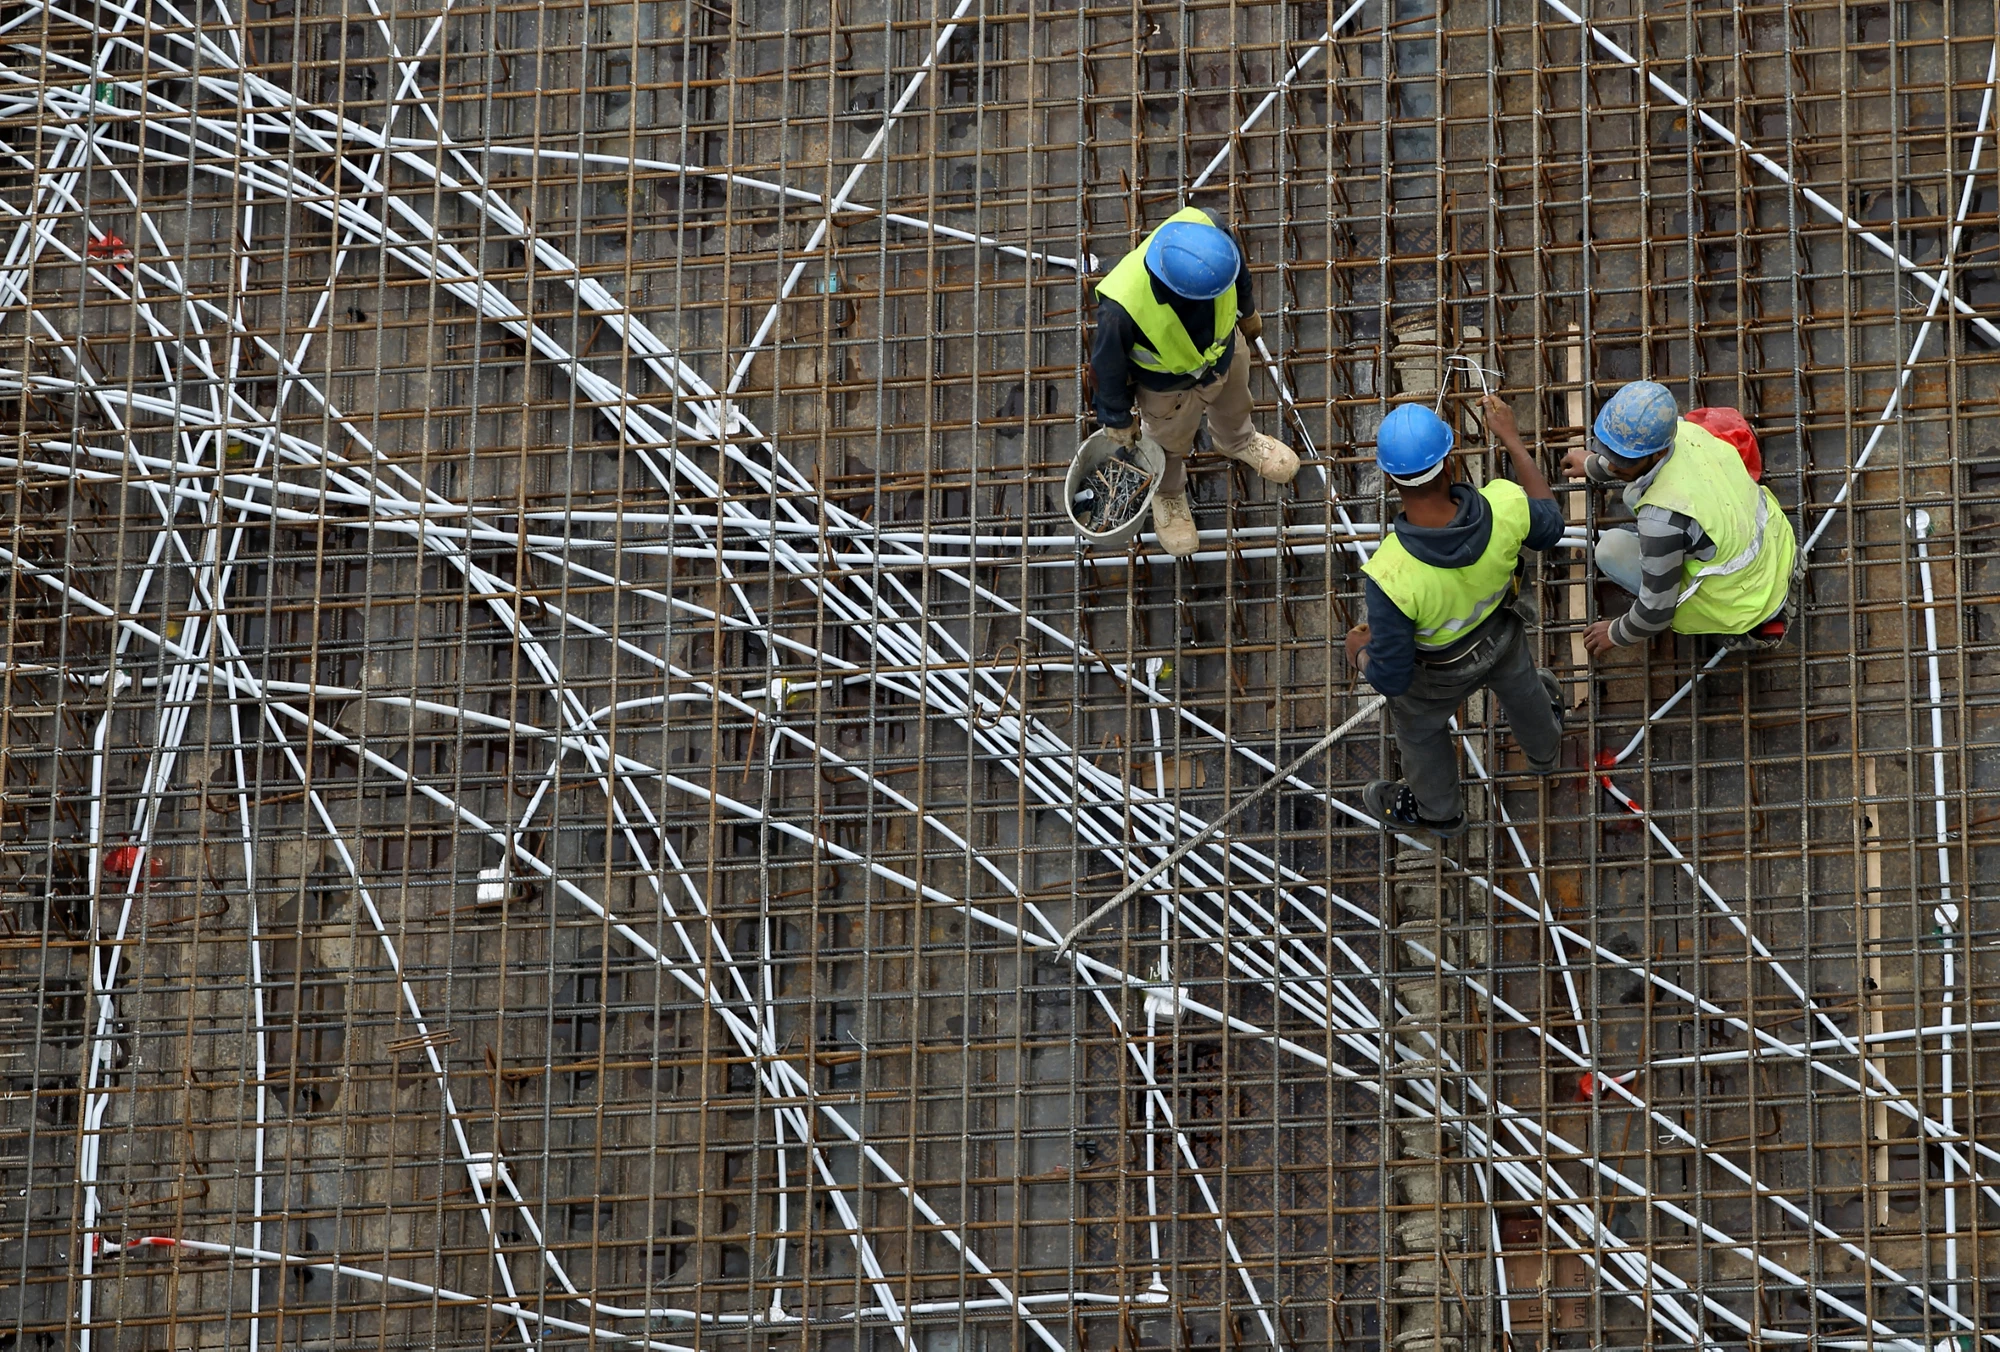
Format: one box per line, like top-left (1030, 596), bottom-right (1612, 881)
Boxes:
top-left (1064, 428), bottom-right (1167, 550)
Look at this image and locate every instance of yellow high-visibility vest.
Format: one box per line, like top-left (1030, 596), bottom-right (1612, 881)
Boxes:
top-left (1095, 207), bottom-right (1238, 376)
top-left (1639, 420), bottom-right (1796, 634)
top-left (1362, 480), bottom-right (1533, 649)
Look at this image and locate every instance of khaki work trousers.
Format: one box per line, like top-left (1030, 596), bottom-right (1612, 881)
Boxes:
top-left (1133, 331), bottom-right (1258, 498)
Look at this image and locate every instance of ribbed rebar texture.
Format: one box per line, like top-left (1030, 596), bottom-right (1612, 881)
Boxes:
top-left (0, 2), bottom-right (1996, 1351)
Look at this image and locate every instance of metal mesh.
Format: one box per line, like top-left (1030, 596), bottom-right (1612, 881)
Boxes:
top-left (0, 1), bottom-right (1995, 1350)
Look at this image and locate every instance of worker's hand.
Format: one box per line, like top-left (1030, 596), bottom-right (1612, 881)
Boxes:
top-left (1237, 312), bottom-right (1263, 343)
top-left (1344, 623), bottom-right (1370, 667)
top-left (1560, 445), bottom-right (1592, 481)
top-left (1583, 619), bottom-right (1619, 656)
top-left (1478, 394), bottom-right (1517, 442)
top-left (1102, 422), bottom-right (1139, 449)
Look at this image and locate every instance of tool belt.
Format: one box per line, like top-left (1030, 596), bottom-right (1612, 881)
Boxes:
top-left (1415, 623), bottom-right (1502, 669)
top-left (1412, 585), bottom-right (1524, 669)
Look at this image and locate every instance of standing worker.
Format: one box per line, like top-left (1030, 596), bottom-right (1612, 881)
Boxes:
top-left (1090, 207), bottom-right (1299, 557)
top-left (1563, 381), bottom-right (1796, 655)
top-left (1345, 395), bottom-right (1567, 838)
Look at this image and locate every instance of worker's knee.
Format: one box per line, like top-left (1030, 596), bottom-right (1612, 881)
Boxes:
top-left (1140, 423), bottom-right (1197, 460)
top-left (1520, 699), bottom-right (1564, 775)
top-left (1593, 525), bottom-right (1644, 596)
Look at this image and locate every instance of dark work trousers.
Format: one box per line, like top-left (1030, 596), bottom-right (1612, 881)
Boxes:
top-left (1386, 613), bottom-right (1563, 822)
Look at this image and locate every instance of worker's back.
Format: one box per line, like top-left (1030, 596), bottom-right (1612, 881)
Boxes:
top-left (1362, 478), bottom-right (1533, 654)
top-left (1635, 420), bottom-right (1796, 636)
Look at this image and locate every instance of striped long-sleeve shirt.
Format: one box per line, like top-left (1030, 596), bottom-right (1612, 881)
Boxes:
top-left (1583, 451), bottom-right (1714, 646)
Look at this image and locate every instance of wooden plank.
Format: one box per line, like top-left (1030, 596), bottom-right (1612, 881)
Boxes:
top-left (1559, 325), bottom-right (1590, 708)
top-left (1863, 756), bottom-right (1892, 1224)
top-left (1138, 756), bottom-right (1206, 793)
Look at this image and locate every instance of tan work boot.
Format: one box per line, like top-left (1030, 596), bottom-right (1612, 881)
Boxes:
top-left (1150, 492), bottom-right (1199, 557)
top-left (1220, 431), bottom-right (1300, 485)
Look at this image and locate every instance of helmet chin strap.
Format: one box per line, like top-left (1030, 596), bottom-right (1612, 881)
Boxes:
top-left (1599, 437), bottom-right (1668, 473)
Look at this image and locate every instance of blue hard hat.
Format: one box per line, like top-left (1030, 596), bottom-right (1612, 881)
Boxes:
top-left (1145, 220), bottom-right (1240, 300)
top-left (1593, 380), bottom-right (1679, 459)
top-left (1376, 404), bottom-right (1456, 480)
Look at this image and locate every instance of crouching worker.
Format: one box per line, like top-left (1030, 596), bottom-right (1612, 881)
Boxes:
top-left (1089, 207), bottom-right (1299, 557)
top-left (1345, 395), bottom-right (1567, 838)
top-left (1564, 381), bottom-right (1797, 656)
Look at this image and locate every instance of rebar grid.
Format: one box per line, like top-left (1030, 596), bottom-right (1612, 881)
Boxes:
top-left (0, 2), bottom-right (1995, 1351)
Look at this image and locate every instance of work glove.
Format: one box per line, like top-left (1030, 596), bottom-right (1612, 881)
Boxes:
top-left (1102, 422), bottom-right (1139, 449)
top-left (1237, 312), bottom-right (1263, 343)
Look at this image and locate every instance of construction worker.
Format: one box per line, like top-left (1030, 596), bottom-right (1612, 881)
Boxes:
top-left (1090, 208), bottom-right (1299, 557)
top-left (1345, 396), bottom-right (1566, 837)
top-left (1562, 381), bottom-right (1797, 655)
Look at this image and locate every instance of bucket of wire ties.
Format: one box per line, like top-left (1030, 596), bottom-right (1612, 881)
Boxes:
top-left (1065, 428), bottom-right (1166, 550)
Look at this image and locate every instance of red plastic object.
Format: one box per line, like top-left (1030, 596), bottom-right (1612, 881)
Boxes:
top-left (1592, 749), bottom-right (1631, 804)
top-left (86, 233), bottom-right (130, 262)
top-left (103, 845), bottom-right (164, 878)
top-left (1684, 406), bottom-right (1762, 482)
top-left (1576, 1069), bottom-right (1637, 1101)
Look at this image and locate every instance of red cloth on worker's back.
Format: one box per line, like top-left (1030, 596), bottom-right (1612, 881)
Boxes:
top-left (1684, 406), bottom-right (1762, 482)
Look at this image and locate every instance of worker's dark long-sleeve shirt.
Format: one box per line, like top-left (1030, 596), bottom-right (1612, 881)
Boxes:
top-left (1360, 484), bottom-right (1568, 698)
top-left (1090, 211), bottom-right (1256, 429)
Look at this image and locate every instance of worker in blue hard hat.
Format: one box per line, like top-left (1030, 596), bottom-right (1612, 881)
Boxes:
top-left (1560, 380), bottom-right (1797, 655)
top-left (1344, 395), bottom-right (1567, 837)
top-left (1090, 208), bottom-right (1299, 558)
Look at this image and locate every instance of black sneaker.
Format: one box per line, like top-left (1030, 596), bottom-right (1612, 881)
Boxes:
top-left (1363, 779), bottom-right (1466, 839)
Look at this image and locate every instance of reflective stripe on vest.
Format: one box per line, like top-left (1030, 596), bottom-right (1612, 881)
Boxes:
top-left (1415, 579), bottom-right (1517, 642)
top-left (1361, 480), bottom-right (1533, 650)
top-left (1676, 483), bottom-right (1768, 605)
top-left (1095, 207), bottom-right (1238, 376)
top-left (1637, 419), bottom-right (1798, 635)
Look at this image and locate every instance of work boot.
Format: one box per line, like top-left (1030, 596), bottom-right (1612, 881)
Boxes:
top-left (1151, 492), bottom-right (1199, 557)
top-left (1219, 431), bottom-right (1300, 485)
top-left (1720, 612), bottom-right (1790, 652)
top-left (1363, 779), bottom-right (1466, 839)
